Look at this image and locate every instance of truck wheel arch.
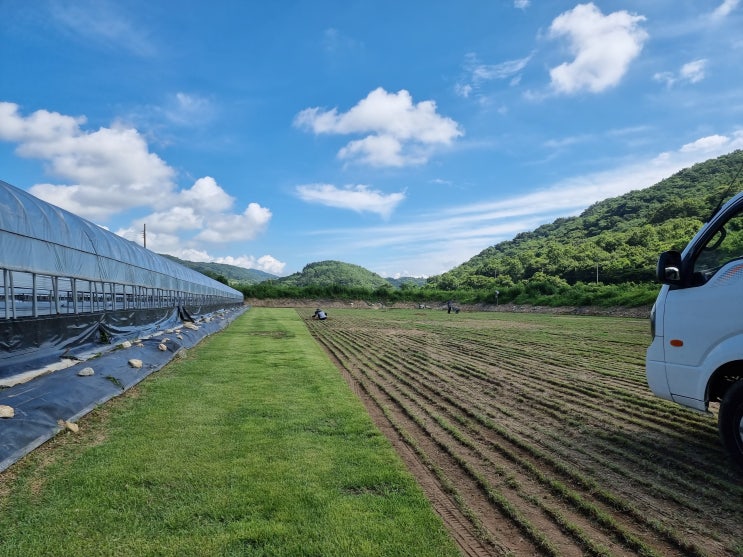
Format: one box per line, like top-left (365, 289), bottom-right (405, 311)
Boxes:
top-left (707, 361), bottom-right (743, 403)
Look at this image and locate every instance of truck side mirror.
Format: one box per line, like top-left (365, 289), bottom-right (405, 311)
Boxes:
top-left (656, 250), bottom-right (682, 284)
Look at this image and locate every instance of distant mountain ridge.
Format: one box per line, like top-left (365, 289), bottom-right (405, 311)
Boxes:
top-left (159, 254), bottom-right (277, 284)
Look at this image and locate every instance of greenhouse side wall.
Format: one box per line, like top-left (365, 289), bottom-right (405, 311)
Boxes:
top-left (0, 180), bottom-right (245, 379)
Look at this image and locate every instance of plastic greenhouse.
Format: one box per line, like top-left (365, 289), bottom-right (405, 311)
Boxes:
top-left (0, 179), bottom-right (244, 377)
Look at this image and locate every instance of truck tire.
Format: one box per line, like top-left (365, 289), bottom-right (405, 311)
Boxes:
top-left (719, 379), bottom-right (743, 471)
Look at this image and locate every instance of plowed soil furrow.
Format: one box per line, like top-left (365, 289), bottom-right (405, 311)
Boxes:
top-left (341, 323), bottom-right (741, 496)
top-left (370, 363), bottom-right (680, 557)
top-left (303, 310), bottom-right (742, 557)
top-left (393, 330), bottom-right (724, 459)
top-left (362, 344), bottom-right (710, 557)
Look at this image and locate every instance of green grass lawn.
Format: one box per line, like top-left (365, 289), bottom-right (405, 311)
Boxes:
top-left (0, 308), bottom-right (459, 557)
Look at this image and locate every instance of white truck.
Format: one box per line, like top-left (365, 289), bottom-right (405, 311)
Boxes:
top-left (647, 191), bottom-right (743, 470)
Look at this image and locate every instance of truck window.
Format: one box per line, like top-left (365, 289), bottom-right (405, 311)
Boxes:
top-left (693, 208), bottom-right (743, 283)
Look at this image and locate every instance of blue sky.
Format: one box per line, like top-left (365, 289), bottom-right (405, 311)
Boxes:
top-left (1, 1), bottom-right (742, 278)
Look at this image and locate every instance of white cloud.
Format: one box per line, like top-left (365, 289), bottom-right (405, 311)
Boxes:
top-left (178, 176), bottom-right (234, 212)
top-left (338, 135), bottom-right (420, 167)
top-left (711, 0), bottom-right (740, 20)
top-left (294, 88), bottom-right (463, 167)
top-left (149, 250), bottom-right (286, 276)
top-left (679, 134), bottom-right (731, 153)
top-left (514, 0), bottom-right (530, 9)
top-left (0, 103), bottom-right (177, 220)
top-left (654, 59), bottom-right (707, 87)
top-left (140, 207), bottom-right (203, 234)
top-left (548, 3), bottom-right (647, 94)
top-left (680, 59), bottom-right (707, 83)
top-left (115, 177), bottom-right (270, 246)
top-left (296, 183), bottom-right (405, 219)
top-left (172, 249), bottom-right (212, 262)
top-left (194, 203), bottom-right (272, 243)
top-left (214, 254), bottom-right (286, 275)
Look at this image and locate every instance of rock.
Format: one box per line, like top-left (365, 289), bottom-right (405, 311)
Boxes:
top-left (158, 343), bottom-right (167, 351)
top-left (120, 340), bottom-right (132, 349)
top-left (0, 405), bottom-right (14, 418)
top-left (128, 358), bottom-right (143, 369)
top-left (57, 419), bottom-right (79, 433)
top-left (77, 367), bottom-right (95, 376)
top-left (183, 322), bottom-right (198, 330)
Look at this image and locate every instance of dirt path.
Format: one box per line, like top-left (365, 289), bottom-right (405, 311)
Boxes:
top-left (304, 309), bottom-right (743, 557)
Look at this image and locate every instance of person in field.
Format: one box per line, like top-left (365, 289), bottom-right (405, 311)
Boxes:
top-left (313, 308), bottom-right (327, 320)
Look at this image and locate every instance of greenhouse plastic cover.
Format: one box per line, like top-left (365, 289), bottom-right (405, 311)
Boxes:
top-left (0, 179), bottom-right (243, 297)
top-left (0, 305), bottom-right (248, 473)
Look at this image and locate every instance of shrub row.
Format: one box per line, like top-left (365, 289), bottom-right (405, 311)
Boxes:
top-left (239, 279), bottom-right (660, 308)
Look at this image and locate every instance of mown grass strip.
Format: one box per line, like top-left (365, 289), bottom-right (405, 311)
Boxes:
top-left (0, 308), bottom-right (459, 557)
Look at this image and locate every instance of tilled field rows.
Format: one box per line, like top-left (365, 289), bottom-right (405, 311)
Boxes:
top-left (304, 309), bottom-right (743, 557)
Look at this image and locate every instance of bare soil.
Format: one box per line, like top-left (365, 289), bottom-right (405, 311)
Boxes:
top-left (303, 308), bottom-right (742, 557)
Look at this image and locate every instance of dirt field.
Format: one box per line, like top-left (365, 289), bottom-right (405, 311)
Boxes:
top-left (303, 308), bottom-right (743, 557)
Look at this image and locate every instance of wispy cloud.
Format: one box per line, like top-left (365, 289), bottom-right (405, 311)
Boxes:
top-left (322, 27), bottom-right (363, 54)
top-left (48, 0), bottom-right (155, 56)
top-left (654, 59), bottom-right (707, 87)
top-left (711, 0), bottom-right (740, 20)
top-left (456, 52), bottom-right (532, 99)
top-left (295, 183), bottom-right (405, 219)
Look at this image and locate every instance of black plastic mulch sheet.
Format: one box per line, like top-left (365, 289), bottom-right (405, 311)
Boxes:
top-left (0, 305), bottom-right (248, 472)
top-left (0, 306), bottom-right (232, 379)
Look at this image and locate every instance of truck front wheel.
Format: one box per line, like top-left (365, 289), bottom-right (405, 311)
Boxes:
top-left (719, 379), bottom-right (743, 471)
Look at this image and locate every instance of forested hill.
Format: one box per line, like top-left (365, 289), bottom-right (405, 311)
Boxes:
top-left (277, 260), bottom-right (392, 289)
top-left (427, 149), bottom-right (743, 290)
top-left (159, 254), bottom-right (277, 285)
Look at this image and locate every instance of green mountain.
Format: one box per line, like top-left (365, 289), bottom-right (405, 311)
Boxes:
top-left (159, 254), bottom-right (277, 284)
top-left (386, 276), bottom-right (428, 288)
top-left (427, 149), bottom-right (743, 290)
top-left (277, 260), bottom-right (392, 289)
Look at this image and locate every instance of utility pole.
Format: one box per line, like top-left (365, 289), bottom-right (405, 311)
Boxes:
top-left (143, 224), bottom-right (147, 249)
